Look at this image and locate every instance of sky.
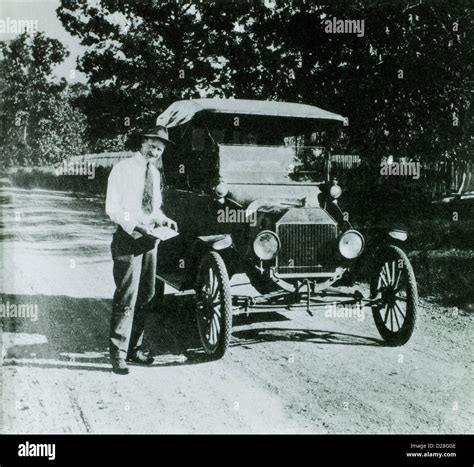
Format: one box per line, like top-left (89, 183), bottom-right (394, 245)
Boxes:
top-left (0, 0), bottom-right (87, 82)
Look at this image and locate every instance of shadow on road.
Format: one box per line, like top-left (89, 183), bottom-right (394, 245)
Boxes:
top-left (231, 328), bottom-right (383, 348)
top-left (1, 291), bottom-right (383, 373)
top-left (1, 292), bottom-right (112, 366)
top-left (0, 292), bottom-right (204, 371)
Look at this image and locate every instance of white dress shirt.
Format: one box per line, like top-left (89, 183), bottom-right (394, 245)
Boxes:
top-left (106, 152), bottom-right (166, 235)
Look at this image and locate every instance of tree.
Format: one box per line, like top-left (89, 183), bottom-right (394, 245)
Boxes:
top-left (0, 32), bottom-right (88, 167)
top-left (217, 1), bottom-right (472, 164)
top-left (57, 0), bottom-right (472, 164)
top-left (57, 0), bottom-right (244, 147)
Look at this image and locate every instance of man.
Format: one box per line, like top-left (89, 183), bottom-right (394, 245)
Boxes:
top-left (106, 126), bottom-right (177, 375)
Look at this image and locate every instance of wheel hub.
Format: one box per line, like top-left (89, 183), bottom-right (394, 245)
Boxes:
top-left (381, 287), bottom-right (396, 304)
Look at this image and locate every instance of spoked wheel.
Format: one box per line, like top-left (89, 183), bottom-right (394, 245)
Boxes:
top-left (195, 251), bottom-right (232, 359)
top-left (370, 245), bottom-right (418, 346)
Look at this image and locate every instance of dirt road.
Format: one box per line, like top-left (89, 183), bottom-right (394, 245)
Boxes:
top-left (1, 184), bottom-right (472, 433)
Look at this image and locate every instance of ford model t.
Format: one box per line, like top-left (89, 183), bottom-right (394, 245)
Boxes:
top-left (155, 99), bottom-right (418, 358)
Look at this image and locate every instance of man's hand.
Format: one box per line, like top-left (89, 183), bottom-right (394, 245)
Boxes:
top-left (159, 217), bottom-right (178, 231)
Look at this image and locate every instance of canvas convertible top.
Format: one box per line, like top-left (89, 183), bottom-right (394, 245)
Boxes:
top-left (156, 98), bottom-right (346, 128)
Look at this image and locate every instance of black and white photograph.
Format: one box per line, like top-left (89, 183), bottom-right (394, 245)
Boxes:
top-left (0, 0), bottom-right (472, 457)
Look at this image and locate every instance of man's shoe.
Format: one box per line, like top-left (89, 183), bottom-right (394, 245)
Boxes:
top-left (126, 350), bottom-right (154, 365)
top-left (111, 358), bottom-right (130, 375)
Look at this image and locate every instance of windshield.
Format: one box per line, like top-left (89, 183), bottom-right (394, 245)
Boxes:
top-left (220, 145), bottom-right (293, 169)
top-left (178, 113), bottom-right (341, 184)
top-left (219, 144), bottom-right (326, 183)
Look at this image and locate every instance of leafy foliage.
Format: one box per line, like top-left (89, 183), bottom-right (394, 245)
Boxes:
top-left (0, 32), bottom-right (88, 167)
top-left (56, 0), bottom-right (472, 163)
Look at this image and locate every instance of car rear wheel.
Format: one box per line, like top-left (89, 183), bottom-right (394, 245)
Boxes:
top-left (195, 251), bottom-right (232, 359)
top-left (370, 245), bottom-right (418, 346)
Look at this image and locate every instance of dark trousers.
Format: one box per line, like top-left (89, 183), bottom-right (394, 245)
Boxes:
top-left (109, 227), bottom-right (158, 360)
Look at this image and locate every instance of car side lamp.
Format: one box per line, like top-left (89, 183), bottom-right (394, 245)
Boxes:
top-left (329, 178), bottom-right (342, 201)
top-left (214, 180), bottom-right (229, 204)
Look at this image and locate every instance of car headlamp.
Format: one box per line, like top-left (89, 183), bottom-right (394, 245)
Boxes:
top-left (253, 230), bottom-right (280, 260)
top-left (338, 230), bottom-right (364, 259)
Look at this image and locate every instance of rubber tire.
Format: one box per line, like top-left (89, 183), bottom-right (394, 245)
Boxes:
top-left (371, 245), bottom-right (418, 346)
top-left (196, 251), bottom-right (233, 359)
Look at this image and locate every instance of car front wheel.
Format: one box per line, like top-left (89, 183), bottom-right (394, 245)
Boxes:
top-left (370, 245), bottom-right (418, 346)
top-left (195, 251), bottom-right (232, 359)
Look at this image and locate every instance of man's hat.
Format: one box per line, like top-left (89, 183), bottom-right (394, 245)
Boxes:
top-left (142, 125), bottom-right (174, 145)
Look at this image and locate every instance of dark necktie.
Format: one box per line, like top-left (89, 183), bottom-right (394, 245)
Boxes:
top-left (142, 161), bottom-right (153, 214)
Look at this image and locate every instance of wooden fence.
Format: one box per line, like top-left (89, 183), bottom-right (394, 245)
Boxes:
top-left (68, 151), bottom-right (472, 201)
top-left (328, 156), bottom-right (473, 200)
top-left (423, 161), bottom-right (473, 199)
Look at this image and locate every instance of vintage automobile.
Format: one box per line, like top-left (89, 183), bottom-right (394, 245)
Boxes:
top-left (155, 98), bottom-right (418, 358)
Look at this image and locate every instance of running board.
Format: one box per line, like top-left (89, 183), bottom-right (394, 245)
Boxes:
top-left (155, 272), bottom-right (189, 292)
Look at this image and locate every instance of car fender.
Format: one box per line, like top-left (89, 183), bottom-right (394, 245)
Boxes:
top-left (344, 226), bottom-right (408, 283)
top-left (196, 234), bottom-right (233, 251)
top-left (186, 235), bottom-right (235, 285)
top-left (368, 225), bottom-right (409, 249)
top-left (380, 226), bottom-right (409, 249)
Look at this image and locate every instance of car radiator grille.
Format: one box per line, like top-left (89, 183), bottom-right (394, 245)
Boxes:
top-left (276, 223), bottom-right (337, 274)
